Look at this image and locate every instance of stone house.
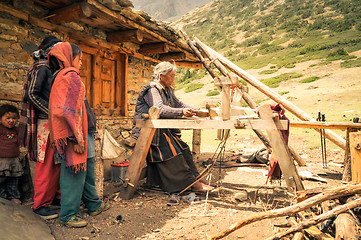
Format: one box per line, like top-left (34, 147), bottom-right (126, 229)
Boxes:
top-left (0, 0), bottom-right (200, 139)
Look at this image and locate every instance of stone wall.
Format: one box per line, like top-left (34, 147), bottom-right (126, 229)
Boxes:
top-left (0, 3), bottom-right (156, 140)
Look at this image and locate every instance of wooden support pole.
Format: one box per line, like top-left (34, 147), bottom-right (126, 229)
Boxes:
top-left (192, 129), bottom-right (201, 163)
top-left (194, 38), bottom-right (346, 150)
top-left (343, 128), bottom-right (358, 181)
top-left (258, 105), bottom-right (304, 192)
top-left (118, 107), bottom-right (160, 200)
top-left (350, 132), bottom-right (361, 183)
top-left (94, 125), bottom-right (105, 199)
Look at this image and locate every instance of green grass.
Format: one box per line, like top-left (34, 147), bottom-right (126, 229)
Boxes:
top-left (341, 58), bottom-right (361, 68)
top-left (279, 91), bottom-right (289, 95)
top-left (300, 76), bottom-right (321, 83)
top-left (259, 69), bottom-right (278, 74)
top-left (185, 83), bottom-right (204, 93)
top-left (261, 72), bottom-right (303, 88)
top-left (206, 90), bottom-right (220, 96)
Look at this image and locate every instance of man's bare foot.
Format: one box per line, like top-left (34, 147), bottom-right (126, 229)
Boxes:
top-left (192, 182), bottom-right (214, 192)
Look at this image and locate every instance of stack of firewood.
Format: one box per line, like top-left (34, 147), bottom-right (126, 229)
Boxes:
top-left (210, 184), bottom-right (361, 240)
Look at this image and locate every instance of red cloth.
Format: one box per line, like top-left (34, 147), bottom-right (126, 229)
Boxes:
top-left (48, 42), bottom-right (88, 173)
top-left (266, 103), bottom-right (290, 182)
top-left (33, 138), bottom-right (60, 209)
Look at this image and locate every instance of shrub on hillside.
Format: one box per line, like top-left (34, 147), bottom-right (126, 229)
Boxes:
top-left (206, 90), bottom-right (220, 96)
top-left (259, 69), bottom-right (278, 74)
top-left (341, 58), bottom-right (361, 68)
top-left (185, 83), bottom-right (204, 93)
top-left (300, 76), bottom-right (320, 83)
top-left (261, 72), bottom-right (303, 88)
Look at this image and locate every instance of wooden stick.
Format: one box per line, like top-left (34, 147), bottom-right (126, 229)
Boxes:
top-left (210, 183), bottom-right (361, 239)
top-left (266, 198), bottom-right (361, 240)
top-left (179, 29), bottom-right (220, 81)
top-left (194, 38), bottom-right (346, 150)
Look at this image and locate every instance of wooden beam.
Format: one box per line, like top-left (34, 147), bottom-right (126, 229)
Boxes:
top-left (159, 52), bottom-right (186, 61)
top-left (139, 42), bottom-right (169, 54)
top-left (290, 121), bottom-right (361, 130)
top-left (107, 29), bottom-right (144, 43)
top-left (174, 61), bottom-right (202, 69)
top-left (118, 107), bottom-right (160, 200)
top-left (136, 119), bottom-right (288, 130)
top-left (350, 132), bottom-right (361, 183)
top-left (48, 2), bottom-right (92, 24)
top-left (258, 104), bottom-right (304, 192)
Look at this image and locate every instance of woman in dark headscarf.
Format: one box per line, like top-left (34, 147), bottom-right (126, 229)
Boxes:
top-left (48, 42), bottom-right (109, 228)
top-left (19, 35), bottom-right (62, 220)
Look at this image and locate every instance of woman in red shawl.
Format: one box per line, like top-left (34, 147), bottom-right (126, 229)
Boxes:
top-left (48, 42), bottom-right (109, 228)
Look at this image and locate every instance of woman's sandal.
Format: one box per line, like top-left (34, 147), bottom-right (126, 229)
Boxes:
top-left (167, 194), bottom-right (180, 206)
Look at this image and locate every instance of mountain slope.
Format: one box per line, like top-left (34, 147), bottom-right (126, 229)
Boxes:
top-left (172, 0), bottom-right (361, 144)
top-left (174, 0), bottom-right (361, 70)
top-left (132, 0), bottom-right (212, 21)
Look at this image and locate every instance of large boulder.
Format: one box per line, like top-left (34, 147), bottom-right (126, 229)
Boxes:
top-left (0, 198), bottom-right (55, 240)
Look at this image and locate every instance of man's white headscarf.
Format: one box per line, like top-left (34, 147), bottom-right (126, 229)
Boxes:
top-left (152, 61), bottom-right (176, 83)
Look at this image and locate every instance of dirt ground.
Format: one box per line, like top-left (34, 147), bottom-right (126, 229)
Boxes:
top-left (22, 58), bottom-right (358, 239)
top-left (36, 133), bottom-right (345, 240)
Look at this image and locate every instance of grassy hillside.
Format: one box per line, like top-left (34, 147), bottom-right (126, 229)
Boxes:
top-left (175, 0), bottom-right (361, 69)
top-left (172, 0), bottom-right (361, 149)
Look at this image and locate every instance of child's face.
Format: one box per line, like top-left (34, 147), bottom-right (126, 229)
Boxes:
top-left (1, 112), bottom-right (18, 129)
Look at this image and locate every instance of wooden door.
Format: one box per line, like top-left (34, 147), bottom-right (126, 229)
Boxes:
top-left (100, 58), bottom-right (116, 109)
top-left (79, 52), bottom-right (92, 105)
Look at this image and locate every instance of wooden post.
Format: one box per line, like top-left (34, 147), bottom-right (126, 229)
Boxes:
top-left (334, 213), bottom-right (359, 239)
top-left (343, 128), bottom-right (358, 181)
top-left (258, 105), bottom-right (304, 192)
top-left (350, 132), bottom-right (361, 183)
top-left (94, 125), bottom-right (105, 199)
top-left (118, 107), bottom-right (160, 200)
top-left (192, 129), bottom-right (201, 164)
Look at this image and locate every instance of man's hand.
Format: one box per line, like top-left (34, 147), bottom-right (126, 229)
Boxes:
top-left (74, 142), bottom-right (85, 154)
top-left (182, 108), bottom-right (196, 117)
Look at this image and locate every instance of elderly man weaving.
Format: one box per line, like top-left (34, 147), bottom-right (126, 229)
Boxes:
top-left (131, 61), bottom-right (212, 205)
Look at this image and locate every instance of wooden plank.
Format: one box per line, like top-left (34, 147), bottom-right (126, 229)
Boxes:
top-left (136, 119), bottom-right (289, 130)
top-left (290, 121), bottom-right (361, 130)
top-left (334, 213), bottom-right (359, 239)
top-left (350, 132), bottom-right (361, 183)
top-left (118, 107), bottom-right (160, 200)
top-left (221, 84), bottom-right (231, 120)
top-left (48, 2), bottom-right (92, 24)
top-left (117, 127), bottom-right (156, 200)
top-left (107, 29), bottom-right (144, 43)
top-left (139, 42), bottom-right (169, 54)
top-left (258, 104), bottom-right (304, 192)
top-left (304, 226), bottom-right (334, 240)
top-left (174, 61), bottom-right (202, 69)
top-left (159, 52), bottom-right (186, 61)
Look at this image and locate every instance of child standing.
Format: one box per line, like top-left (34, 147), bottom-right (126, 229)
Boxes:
top-left (0, 104), bottom-right (23, 204)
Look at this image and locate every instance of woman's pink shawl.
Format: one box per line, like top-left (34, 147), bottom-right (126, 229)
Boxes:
top-left (48, 42), bottom-right (88, 173)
